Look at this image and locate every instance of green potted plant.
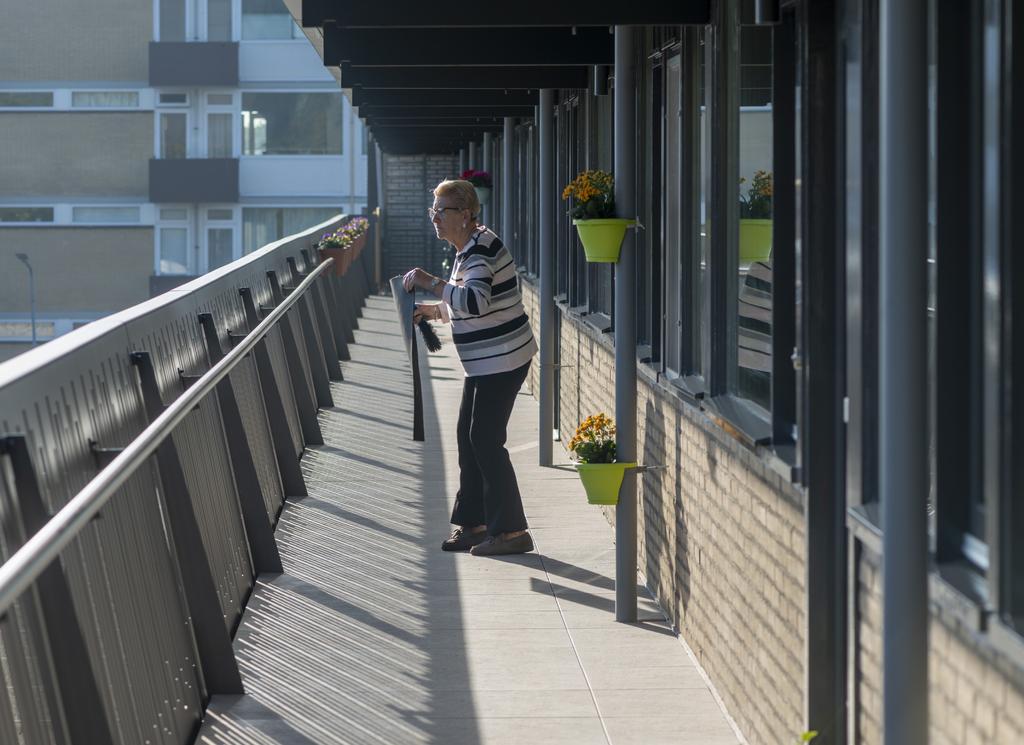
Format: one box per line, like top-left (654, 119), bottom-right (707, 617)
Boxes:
top-left (569, 413), bottom-right (636, 505)
top-left (563, 170), bottom-right (635, 262)
top-left (461, 169), bottom-right (493, 206)
top-left (739, 169), bottom-right (772, 263)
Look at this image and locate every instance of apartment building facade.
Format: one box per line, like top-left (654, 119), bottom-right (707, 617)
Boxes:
top-left (0, 0), bottom-right (366, 362)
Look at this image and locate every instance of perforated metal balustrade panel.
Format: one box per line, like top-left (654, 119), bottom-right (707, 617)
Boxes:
top-left (229, 358), bottom-right (285, 521)
top-left (0, 326), bottom-right (204, 745)
top-left (0, 214), bottom-right (350, 744)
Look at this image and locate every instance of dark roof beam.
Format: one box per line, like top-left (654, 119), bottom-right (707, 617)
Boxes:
top-left (357, 105), bottom-right (534, 119)
top-left (350, 89), bottom-right (539, 108)
top-left (339, 64), bottom-right (590, 89)
top-left (324, 26), bottom-right (613, 67)
top-left (301, 0), bottom-right (711, 27)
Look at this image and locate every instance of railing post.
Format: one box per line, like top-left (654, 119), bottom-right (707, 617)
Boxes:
top-left (1, 436), bottom-right (115, 745)
top-left (198, 314), bottom-right (284, 573)
top-left (130, 352), bottom-right (244, 695)
top-left (289, 256), bottom-right (344, 382)
top-left (240, 288), bottom-right (308, 497)
top-left (329, 272), bottom-right (357, 346)
top-left (282, 279), bottom-right (333, 409)
top-left (265, 271), bottom-right (324, 446)
top-left (300, 249), bottom-right (346, 374)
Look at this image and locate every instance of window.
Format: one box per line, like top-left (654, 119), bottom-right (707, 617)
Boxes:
top-left (159, 0), bottom-right (186, 42)
top-left (159, 228), bottom-right (190, 274)
top-left (71, 92), bottom-right (139, 108)
top-left (72, 207), bottom-right (141, 224)
top-left (242, 0), bottom-right (304, 40)
top-left (242, 207), bottom-right (339, 253)
top-left (0, 208), bottom-right (54, 223)
top-left (735, 23), bottom-right (774, 412)
top-left (160, 112), bottom-right (188, 159)
top-left (0, 92), bottom-right (53, 107)
top-left (207, 93), bottom-right (233, 106)
top-left (241, 93), bottom-right (343, 155)
top-left (663, 52), bottom-right (683, 375)
top-left (207, 228), bottom-right (233, 269)
top-left (207, 0), bottom-right (232, 41)
top-left (207, 113), bottom-right (234, 157)
top-left (159, 93), bottom-right (188, 106)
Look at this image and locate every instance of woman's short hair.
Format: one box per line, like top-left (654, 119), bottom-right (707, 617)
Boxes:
top-left (433, 179), bottom-right (481, 219)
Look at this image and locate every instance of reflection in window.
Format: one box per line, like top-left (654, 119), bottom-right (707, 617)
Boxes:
top-left (159, 0), bottom-right (186, 42)
top-left (242, 0), bottom-right (304, 39)
top-left (208, 113), bottom-right (234, 157)
top-left (0, 208), bottom-right (54, 223)
top-left (72, 207), bottom-right (141, 223)
top-left (241, 93), bottom-right (343, 155)
top-left (698, 29), bottom-right (711, 377)
top-left (0, 92), bottom-right (53, 107)
top-left (208, 228), bottom-right (234, 270)
top-left (736, 24), bottom-right (774, 411)
top-left (160, 113), bottom-right (187, 159)
top-left (71, 92), bottom-right (139, 108)
top-left (242, 207), bottom-right (339, 253)
top-left (208, 0), bottom-right (232, 41)
top-left (160, 227), bottom-right (189, 274)
top-left (664, 54), bottom-right (682, 374)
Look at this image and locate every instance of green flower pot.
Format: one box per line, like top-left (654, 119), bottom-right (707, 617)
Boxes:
top-left (576, 462), bottom-right (638, 505)
top-left (475, 186), bottom-right (492, 205)
top-left (573, 218), bottom-right (636, 263)
top-left (739, 219), bottom-right (772, 263)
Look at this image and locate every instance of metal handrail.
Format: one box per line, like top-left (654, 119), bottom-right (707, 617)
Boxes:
top-left (0, 256), bottom-right (334, 617)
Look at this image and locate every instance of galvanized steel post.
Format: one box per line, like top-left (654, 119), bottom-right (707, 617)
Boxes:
top-left (482, 131), bottom-right (494, 226)
top-left (614, 25), bottom-right (638, 623)
top-left (538, 89), bottom-right (555, 466)
top-left (880, 0), bottom-right (929, 741)
top-left (503, 117), bottom-right (514, 247)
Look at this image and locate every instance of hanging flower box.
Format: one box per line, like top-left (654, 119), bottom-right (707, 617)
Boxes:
top-left (572, 218), bottom-right (636, 263)
top-left (576, 461), bottom-right (638, 505)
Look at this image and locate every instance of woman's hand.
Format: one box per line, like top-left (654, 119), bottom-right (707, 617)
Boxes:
top-left (402, 267), bottom-right (434, 292)
top-left (413, 303), bottom-right (441, 324)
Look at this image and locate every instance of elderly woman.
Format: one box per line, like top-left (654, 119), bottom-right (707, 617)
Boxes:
top-left (402, 179), bottom-right (537, 556)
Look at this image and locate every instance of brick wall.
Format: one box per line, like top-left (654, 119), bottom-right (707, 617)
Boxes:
top-left (856, 550), bottom-right (1024, 745)
top-left (381, 154), bottom-right (458, 282)
top-left (522, 279), bottom-right (806, 745)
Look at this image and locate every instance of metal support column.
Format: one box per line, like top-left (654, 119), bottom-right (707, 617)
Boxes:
top-left (614, 25), bottom-right (638, 623)
top-left (458, 147), bottom-right (467, 176)
top-left (880, 0), bottom-right (928, 741)
top-left (198, 315), bottom-right (284, 573)
top-left (538, 88), bottom-right (555, 466)
top-left (503, 117), bottom-right (515, 247)
top-left (482, 131), bottom-right (494, 226)
top-left (468, 140), bottom-right (477, 170)
top-left (130, 352), bottom-right (244, 694)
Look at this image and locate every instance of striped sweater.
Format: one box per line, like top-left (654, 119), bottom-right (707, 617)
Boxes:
top-left (438, 226), bottom-right (538, 377)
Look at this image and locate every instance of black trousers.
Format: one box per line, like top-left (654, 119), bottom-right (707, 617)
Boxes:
top-left (450, 362), bottom-right (531, 536)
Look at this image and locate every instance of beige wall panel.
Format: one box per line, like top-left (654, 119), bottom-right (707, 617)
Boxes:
top-left (0, 1), bottom-right (150, 81)
top-left (0, 113), bottom-right (152, 197)
top-left (0, 228), bottom-right (153, 314)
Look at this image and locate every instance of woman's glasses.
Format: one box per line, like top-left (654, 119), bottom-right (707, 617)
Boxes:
top-left (428, 206), bottom-right (460, 220)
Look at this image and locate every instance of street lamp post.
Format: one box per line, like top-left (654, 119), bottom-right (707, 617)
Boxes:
top-left (15, 253), bottom-right (37, 346)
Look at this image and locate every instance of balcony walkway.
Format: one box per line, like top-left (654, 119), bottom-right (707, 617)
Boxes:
top-left (196, 296), bottom-right (740, 745)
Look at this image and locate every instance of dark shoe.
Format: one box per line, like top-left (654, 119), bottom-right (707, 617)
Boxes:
top-left (441, 527), bottom-right (488, 552)
top-left (470, 532), bottom-right (534, 557)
